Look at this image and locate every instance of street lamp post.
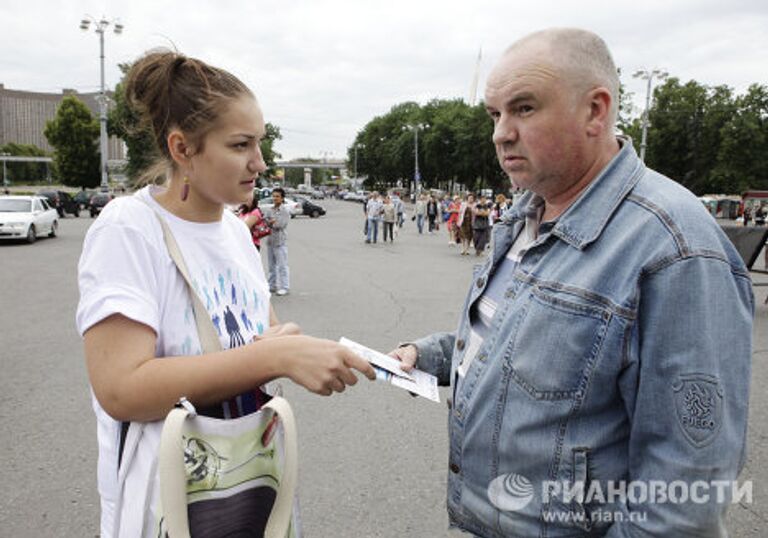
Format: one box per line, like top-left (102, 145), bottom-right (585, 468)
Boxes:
top-left (0, 153), bottom-right (10, 187)
top-left (403, 123), bottom-right (429, 193)
top-left (632, 68), bottom-right (668, 162)
top-left (80, 15), bottom-right (123, 192)
top-left (353, 143), bottom-right (365, 180)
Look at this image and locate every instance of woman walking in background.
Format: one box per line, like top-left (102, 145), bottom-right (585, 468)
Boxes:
top-left (472, 194), bottom-right (492, 255)
top-left (457, 193), bottom-right (475, 255)
top-left (446, 195), bottom-right (461, 245)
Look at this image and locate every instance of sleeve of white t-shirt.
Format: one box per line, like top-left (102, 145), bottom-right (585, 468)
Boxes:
top-left (76, 222), bottom-right (165, 337)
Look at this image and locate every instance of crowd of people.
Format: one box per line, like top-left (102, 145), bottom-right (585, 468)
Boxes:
top-left (363, 190), bottom-right (516, 255)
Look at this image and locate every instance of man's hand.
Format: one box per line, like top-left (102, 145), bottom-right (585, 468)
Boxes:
top-left (388, 344), bottom-right (418, 372)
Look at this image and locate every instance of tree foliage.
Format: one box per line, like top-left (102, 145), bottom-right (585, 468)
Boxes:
top-left (108, 63), bottom-right (157, 184)
top-left (350, 74), bottom-right (768, 197)
top-left (43, 95), bottom-right (100, 188)
top-left (348, 99), bottom-right (505, 193)
top-left (0, 143), bottom-right (50, 184)
top-left (641, 79), bottom-right (767, 194)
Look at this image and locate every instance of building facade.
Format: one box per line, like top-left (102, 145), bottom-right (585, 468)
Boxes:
top-left (0, 83), bottom-right (124, 160)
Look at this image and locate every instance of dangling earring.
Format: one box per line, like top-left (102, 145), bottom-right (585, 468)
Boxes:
top-left (181, 176), bottom-right (190, 202)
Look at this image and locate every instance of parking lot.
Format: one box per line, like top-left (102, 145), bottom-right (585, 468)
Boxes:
top-left (1, 199), bottom-right (767, 536)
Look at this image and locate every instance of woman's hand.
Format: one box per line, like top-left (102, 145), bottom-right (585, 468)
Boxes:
top-left (274, 336), bottom-right (377, 396)
top-left (252, 322), bottom-right (302, 341)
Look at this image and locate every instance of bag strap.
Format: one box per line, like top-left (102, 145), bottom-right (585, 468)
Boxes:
top-left (142, 199), bottom-right (222, 354)
top-left (159, 396), bottom-right (298, 538)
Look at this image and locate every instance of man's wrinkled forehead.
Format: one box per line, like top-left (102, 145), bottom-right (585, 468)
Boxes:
top-left (485, 41), bottom-right (559, 97)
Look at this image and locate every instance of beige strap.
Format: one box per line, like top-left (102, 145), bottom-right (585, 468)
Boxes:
top-left (150, 209), bottom-right (222, 354)
top-left (159, 397), bottom-right (298, 538)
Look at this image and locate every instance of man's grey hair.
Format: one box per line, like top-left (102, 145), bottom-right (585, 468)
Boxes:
top-left (507, 28), bottom-right (620, 126)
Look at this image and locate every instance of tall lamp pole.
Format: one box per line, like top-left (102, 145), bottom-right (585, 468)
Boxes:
top-left (403, 123), bottom-right (429, 194)
top-left (632, 68), bottom-right (668, 162)
top-left (353, 143), bottom-right (365, 180)
top-left (0, 152), bottom-right (9, 187)
top-left (80, 15), bottom-right (123, 191)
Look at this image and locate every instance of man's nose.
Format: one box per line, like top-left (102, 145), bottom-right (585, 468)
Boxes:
top-left (492, 117), bottom-right (517, 146)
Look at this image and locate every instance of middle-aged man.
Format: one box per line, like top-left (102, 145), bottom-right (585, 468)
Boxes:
top-left (392, 28), bottom-right (753, 537)
top-left (264, 187), bottom-right (290, 295)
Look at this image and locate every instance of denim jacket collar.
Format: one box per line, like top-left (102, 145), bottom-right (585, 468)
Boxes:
top-left (499, 137), bottom-right (645, 252)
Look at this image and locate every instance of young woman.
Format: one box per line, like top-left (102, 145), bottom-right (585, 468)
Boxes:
top-left (446, 195), bottom-right (461, 245)
top-left (238, 196), bottom-right (269, 251)
top-left (76, 50), bottom-right (375, 536)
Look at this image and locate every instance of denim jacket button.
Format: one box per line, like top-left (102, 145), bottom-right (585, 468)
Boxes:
top-left (476, 277), bottom-right (485, 288)
top-left (456, 339), bottom-right (465, 351)
top-left (449, 463), bottom-right (460, 474)
top-left (446, 397), bottom-right (453, 410)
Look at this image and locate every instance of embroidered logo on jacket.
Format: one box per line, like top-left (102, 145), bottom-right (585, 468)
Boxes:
top-left (672, 374), bottom-right (723, 447)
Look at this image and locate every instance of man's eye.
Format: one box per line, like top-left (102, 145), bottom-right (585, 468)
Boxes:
top-left (517, 105), bottom-right (534, 115)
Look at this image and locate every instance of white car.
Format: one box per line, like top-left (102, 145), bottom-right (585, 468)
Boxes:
top-left (0, 195), bottom-right (59, 243)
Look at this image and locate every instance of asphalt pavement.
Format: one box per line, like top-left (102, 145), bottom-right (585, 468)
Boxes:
top-left (0, 199), bottom-right (766, 537)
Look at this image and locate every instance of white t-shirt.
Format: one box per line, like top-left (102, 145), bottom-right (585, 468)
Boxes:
top-left (76, 186), bottom-right (271, 536)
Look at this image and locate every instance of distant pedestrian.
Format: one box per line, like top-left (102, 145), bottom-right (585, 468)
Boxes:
top-left (264, 187), bottom-right (290, 295)
top-left (238, 196), bottom-right (269, 251)
top-left (472, 195), bottom-right (492, 255)
top-left (382, 195), bottom-right (396, 242)
top-left (457, 193), bottom-right (475, 255)
top-left (393, 194), bottom-right (405, 229)
top-left (414, 193), bottom-right (427, 234)
top-left (426, 195), bottom-right (439, 233)
top-left (446, 195), bottom-right (460, 245)
top-left (366, 191), bottom-right (383, 243)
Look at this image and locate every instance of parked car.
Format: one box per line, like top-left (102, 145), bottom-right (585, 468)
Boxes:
top-left (37, 189), bottom-right (80, 217)
top-left (73, 189), bottom-right (97, 209)
top-left (310, 189), bottom-right (326, 200)
top-left (0, 195), bottom-right (58, 243)
top-left (294, 196), bottom-right (326, 218)
top-left (89, 193), bottom-right (114, 217)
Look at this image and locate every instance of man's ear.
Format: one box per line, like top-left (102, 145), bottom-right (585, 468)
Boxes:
top-left (585, 87), bottom-right (613, 137)
top-left (167, 129), bottom-right (193, 167)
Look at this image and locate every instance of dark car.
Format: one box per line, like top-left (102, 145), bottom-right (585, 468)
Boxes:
top-left (89, 193), bottom-right (114, 217)
top-left (37, 190), bottom-right (80, 217)
top-left (73, 189), bottom-right (97, 209)
top-left (294, 196), bottom-right (326, 218)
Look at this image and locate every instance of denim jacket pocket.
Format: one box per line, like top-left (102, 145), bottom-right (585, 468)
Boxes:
top-left (506, 287), bottom-right (610, 400)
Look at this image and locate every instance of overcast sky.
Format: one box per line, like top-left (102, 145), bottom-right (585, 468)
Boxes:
top-left (2, 0), bottom-right (766, 160)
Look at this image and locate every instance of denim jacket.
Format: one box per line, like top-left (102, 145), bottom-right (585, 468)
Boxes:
top-left (414, 140), bottom-right (753, 537)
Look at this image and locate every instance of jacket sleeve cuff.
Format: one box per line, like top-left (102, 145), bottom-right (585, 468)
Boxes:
top-left (410, 332), bottom-right (455, 386)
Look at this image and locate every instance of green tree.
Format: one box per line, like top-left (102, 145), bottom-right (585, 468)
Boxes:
top-left (0, 143), bottom-right (50, 184)
top-left (349, 99), bottom-right (503, 194)
top-left (108, 63), bottom-right (157, 184)
top-left (261, 123), bottom-right (283, 177)
top-left (715, 84), bottom-right (768, 193)
top-left (44, 95), bottom-right (100, 187)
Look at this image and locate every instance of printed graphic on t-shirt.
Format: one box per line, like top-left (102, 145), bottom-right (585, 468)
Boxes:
top-left (187, 259), bottom-right (270, 418)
